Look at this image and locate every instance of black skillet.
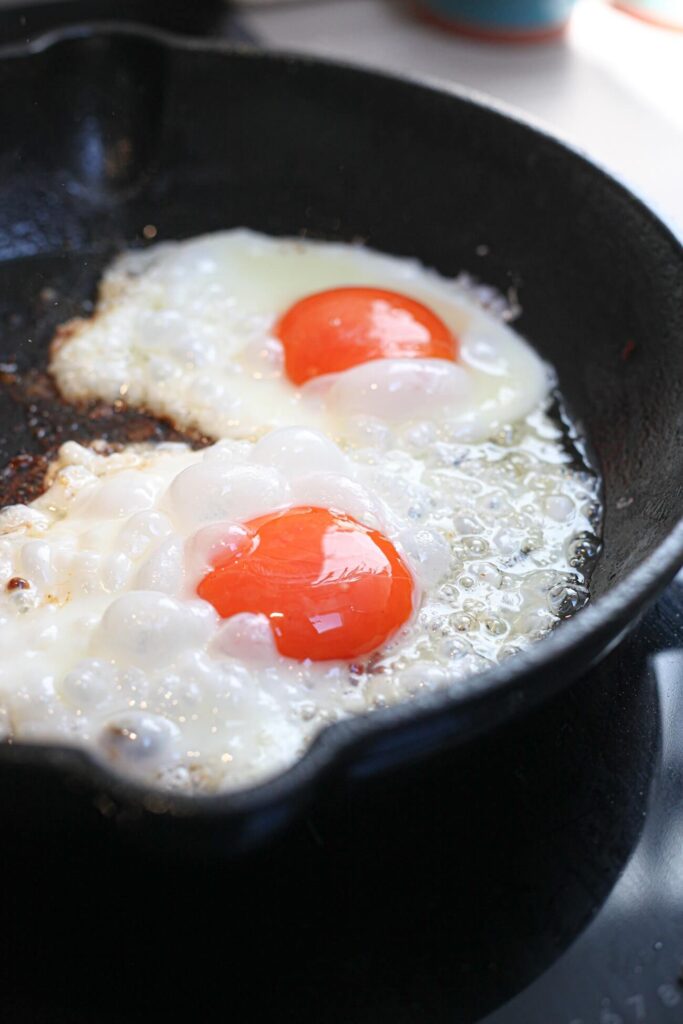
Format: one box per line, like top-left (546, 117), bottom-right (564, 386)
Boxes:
top-left (0, 24), bottom-right (681, 859)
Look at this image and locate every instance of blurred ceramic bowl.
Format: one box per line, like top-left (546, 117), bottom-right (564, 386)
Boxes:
top-left (418, 0), bottom-right (577, 41)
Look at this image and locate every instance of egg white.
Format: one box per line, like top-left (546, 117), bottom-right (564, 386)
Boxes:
top-left (1, 230), bottom-right (600, 792)
top-left (0, 419), bottom-right (598, 793)
top-left (50, 229), bottom-right (550, 444)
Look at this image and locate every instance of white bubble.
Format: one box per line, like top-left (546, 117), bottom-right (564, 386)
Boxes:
top-left (135, 537), bottom-right (184, 594)
top-left (251, 426), bottom-right (349, 477)
top-left (201, 439), bottom-right (251, 464)
top-left (116, 665), bottom-right (150, 700)
top-left (453, 513), bottom-right (483, 535)
top-left (186, 374), bottom-right (235, 409)
top-left (20, 541), bottom-right (55, 586)
top-left (213, 613), bottom-right (279, 664)
top-left (460, 325), bottom-right (511, 375)
top-left (169, 463), bottom-right (289, 529)
top-left (327, 358), bottom-right (471, 422)
top-left (468, 561), bottom-right (502, 588)
top-left (514, 607), bottom-right (556, 638)
top-left (240, 335), bottom-right (284, 376)
top-left (81, 471), bottom-right (160, 519)
top-left (292, 473), bottom-right (379, 526)
top-left (343, 415), bottom-right (394, 450)
top-left (98, 591), bottom-right (216, 668)
top-left (398, 526), bottom-right (451, 588)
top-left (118, 511), bottom-right (174, 560)
top-left (400, 662), bottom-right (449, 690)
top-left (402, 421), bottom-right (436, 450)
top-left (0, 505), bottom-right (50, 535)
top-left (99, 712), bottom-right (180, 766)
top-left (144, 310), bottom-right (217, 366)
top-left (56, 441), bottom-right (97, 468)
top-left (185, 522), bottom-right (253, 583)
top-left (101, 552), bottom-right (134, 592)
top-left (60, 659), bottom-right (117, 710)
top-left (492, 528), bottom-right (521, 556)
top-left (70, 550), bottom-right (102, 592)
top-left (543, 494), bottom-right (575, 522)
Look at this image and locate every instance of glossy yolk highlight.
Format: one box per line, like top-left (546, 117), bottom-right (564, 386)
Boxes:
top-left (197, 506), bottom-right (414, 661)
top-left (276, 287), bottom-right (458, 385)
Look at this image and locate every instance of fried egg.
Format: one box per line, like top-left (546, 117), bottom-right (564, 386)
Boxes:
top-left (49, 229), bottom-right (549, 444)
top-left (0, 418), bottom-right (600, 793)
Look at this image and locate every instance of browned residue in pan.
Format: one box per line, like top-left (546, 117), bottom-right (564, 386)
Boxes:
top-left (0, 368), bottom-right (211, 507)
top-left (0, 452), bottom-right (50, 507)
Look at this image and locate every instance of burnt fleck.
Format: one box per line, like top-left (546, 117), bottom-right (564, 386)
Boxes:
top-left (7, 577), bottom-right (30, 591)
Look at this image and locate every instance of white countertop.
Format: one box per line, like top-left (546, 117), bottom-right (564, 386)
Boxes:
top-left (241, 0), bottom-right (683, 233)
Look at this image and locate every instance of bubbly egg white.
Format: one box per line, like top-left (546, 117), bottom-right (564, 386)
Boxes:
top-left (49, 229), bottom-right (549, 444)
top-left (0, 421), bottom-right (600, 792)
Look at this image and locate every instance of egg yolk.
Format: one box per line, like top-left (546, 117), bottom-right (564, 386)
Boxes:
top-left (276, 287), bottom-right (458, 385)
top-left (197, 506), bottom-right (414, 661)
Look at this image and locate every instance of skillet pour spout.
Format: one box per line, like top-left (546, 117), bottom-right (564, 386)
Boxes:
top-left (0, 24), bottom-right (681, 857)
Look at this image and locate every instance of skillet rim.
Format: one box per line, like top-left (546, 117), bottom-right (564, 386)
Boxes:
top-left (0, 21), bottom-right (681, 824)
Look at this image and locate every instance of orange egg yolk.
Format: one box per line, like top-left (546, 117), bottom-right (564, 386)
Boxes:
top-left (197, 506), bottom-right (414, 662)
top-left (275, 286), bottom-right (458, 385)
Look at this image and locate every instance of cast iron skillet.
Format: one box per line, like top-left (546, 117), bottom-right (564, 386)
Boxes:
top-left (0, 24), bottom-right (681, 858)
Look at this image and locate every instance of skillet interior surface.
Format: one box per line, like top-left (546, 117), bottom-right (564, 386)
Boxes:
top-left (0, 26), bottom-right (682, 852)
